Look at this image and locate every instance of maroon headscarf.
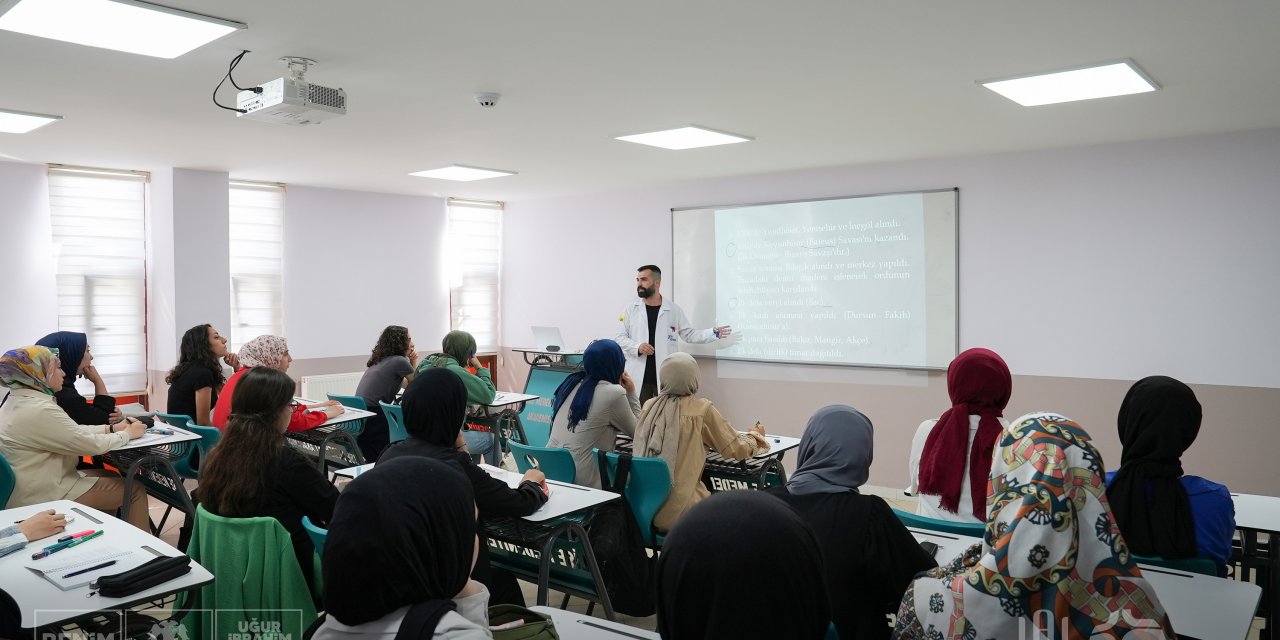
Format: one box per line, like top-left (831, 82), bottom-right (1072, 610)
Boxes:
top-left (917, 348), bottom-right (1012, 517)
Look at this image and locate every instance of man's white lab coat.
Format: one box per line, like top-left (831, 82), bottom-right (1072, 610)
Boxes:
top-left (614, 298), bottom-right (718, 389)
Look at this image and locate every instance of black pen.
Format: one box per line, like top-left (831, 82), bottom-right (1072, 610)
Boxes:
top-left (63, 560), bottom-right (116, 579)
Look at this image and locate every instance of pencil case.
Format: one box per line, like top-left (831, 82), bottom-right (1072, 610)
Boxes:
top-left (92, 555), bottom-right (192, 598)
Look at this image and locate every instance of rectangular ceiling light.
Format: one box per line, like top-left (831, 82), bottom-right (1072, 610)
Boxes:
top-left (409, 165), bottom-right (517, 181)
top-left (0, 108), bottom-right (61, 133)
top-left (980, 59), bottom-right (1159, 107)
top-left (616, 126), bottom-right (753, 150)
top-left (0, 0), bottom-right (245, 59)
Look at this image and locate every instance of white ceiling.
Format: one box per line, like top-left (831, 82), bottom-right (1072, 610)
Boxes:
top-left (1, 1), bottom-right (1278, 201)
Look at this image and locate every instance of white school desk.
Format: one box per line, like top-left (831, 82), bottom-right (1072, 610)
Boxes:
top-left (907, 529), bottom-right (1261, 640)
top-left (288, 399), bottom-right (376, 474)
top-left (477, 464), bottom-right (618, 521)
top-left (512, 348), bottom-right (584, 367)
top-left (0, 500), bottom-right (213, 630)
top-left (1231, 492), bottom-right (1279, 640)
top-left (752, 433), bottom-right (801, 459)
top-left (490, 391), bottom-right (540, 407)
top-left (103, 426), bottom-right (202, 525)
top-left (529, 606), bottom-right (658, 640)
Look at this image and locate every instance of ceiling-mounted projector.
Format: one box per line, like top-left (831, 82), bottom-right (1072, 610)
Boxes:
top-left (237, 57), bottom-right (346, 126)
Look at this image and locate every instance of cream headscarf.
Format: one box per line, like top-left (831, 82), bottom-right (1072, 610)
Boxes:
top-left (633, 352), bottom-right (700, 475)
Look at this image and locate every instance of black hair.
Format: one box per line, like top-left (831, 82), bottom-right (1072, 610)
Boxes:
top-left (197, 367), bottom-right (296, 516)
top-left (368, 325), bottom-right (412, 367)
top-left (638, 265), bottom-right (662, 280)
top-left (166, 324), bottom-right (226, 387)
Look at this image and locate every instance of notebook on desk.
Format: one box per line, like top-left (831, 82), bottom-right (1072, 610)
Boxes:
top-left (25, 545), bottom-right (138, 590)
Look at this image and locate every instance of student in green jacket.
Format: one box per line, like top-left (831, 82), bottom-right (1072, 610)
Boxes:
top-left (415, 330), bottom-right (500, 464)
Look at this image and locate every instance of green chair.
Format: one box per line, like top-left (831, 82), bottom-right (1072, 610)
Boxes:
top-left (326, 393), bottom-right (366, 410)
top-left (178, 506), bottom-right (318, 640)
top-left (0, 452), bottom-right (15, 507)
top-left (892, 508), bottom-right (987, 537)
top-left (1133, 553), bottom-right (1218, 576)
top-left (301, 515), bottom-right (328, 557)
top-left (378, 401), bottom-right (408, 444)
top-left (597, 451), bottom-right (671, 548)
top-left (508, 441), bottom-right (577, 483)
top-left (521, 421), bottom-right (552, 448)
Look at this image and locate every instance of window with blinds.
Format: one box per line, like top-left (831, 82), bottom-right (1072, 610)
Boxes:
top-left (446, 198), bottom-right (503, 352)
top-left (228, 182), bottom-right (285, 352)
top-left (47, 167), bottom-right (149, 394)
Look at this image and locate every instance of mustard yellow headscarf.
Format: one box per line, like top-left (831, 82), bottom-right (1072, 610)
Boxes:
top-left (0, 346), bottom-right (60, 395)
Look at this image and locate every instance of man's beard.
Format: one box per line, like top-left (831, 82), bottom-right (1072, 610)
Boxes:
top-left (637, 285), bottom-right (655, 298)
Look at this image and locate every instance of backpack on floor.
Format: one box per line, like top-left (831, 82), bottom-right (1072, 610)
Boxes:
top-left (589, 450), bottom-right (657, 617)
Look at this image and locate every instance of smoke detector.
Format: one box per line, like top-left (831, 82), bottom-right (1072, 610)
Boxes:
top-left (474, 92), bottom-right (500, 108)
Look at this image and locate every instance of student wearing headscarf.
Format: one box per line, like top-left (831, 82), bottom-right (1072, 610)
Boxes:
top-left (310, 457), bottom-right (493, 639)
top-left (1106, 376), bottom-right (1235, 575)
top-left (414, 330), bottom-right (499, 465)
top-left (907, 347), bottom-right (1011, 522)
top-left (0, 346), bottom-right (149, 527)
top-left (893, 413), bottom-right (1173, 640)
top-left (657, 491), bottom-right (831, 640)
top-left (210, 335), bottom-right (341, 430)
top-left (380, 367), bottom-right (547, 606)
top-left (546, 339), bottom-right (640, 488)
top-left (769, 406), bottom-right (936, 640)
top-left (34, 331), bottom-right (123, 426)
top-left (634, 352), bottom-right (767, 532)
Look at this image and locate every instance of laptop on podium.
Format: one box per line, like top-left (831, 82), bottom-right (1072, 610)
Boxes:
top-left (531, 326), bottom-right (565, 352)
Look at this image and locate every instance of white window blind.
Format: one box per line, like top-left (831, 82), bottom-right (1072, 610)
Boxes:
top-left (229, 182), bottom-right (285, 352)
top-left (446, 199), bottom-right (503, 352)
top-left (47, 167), bottom-right (149, 394)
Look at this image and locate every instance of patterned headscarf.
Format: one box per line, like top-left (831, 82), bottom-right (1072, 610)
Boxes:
top-left (237, 335), bottom-right (289, 369)
top-left (0, 346), bottom-right (60, 395)
top-left (633, 352), bottom-right (699, 474)
top-left (894, 413), bottom-right (1173, 639)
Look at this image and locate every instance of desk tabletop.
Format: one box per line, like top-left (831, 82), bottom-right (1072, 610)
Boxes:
top-left (751, 433), bottom-right (800, 459)
top-left (907, 529), bottom-right (1260, 640)
top-left (332, 463), bottom-right (374, 479)
top-left (295, 398), bottom-right (377, 427)
top-left (113, 425), bottom-right (201, 451)
top-left (1232, 493), bottom-right (1280, 534)
top-left (488, 391), bottom-right (539, 407)
top-left (528, 606), bottom-right (658, 640)
top-left (0, 500), bottom-right (213, 629)
top-left (477, 464), bottom-right (617, 522)
top-left (512, 348), bottom-right (584, 356)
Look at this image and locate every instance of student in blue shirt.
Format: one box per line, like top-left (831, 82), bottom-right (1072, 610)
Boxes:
top-left (0, 510), bottom-right (66, 557)
top-left (1105, 376), bottom-right (1235, 575)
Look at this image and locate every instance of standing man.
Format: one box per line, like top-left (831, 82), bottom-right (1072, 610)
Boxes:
top-left (616, 265), bottom-right (731, 404)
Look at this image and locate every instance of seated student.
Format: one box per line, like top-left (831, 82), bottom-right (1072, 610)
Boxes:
top-left (196, 366), bottom-right (339, 589)
top-left (1106, 376), bottom-right (1235, 576)
top-left (310, 457), bottom-right (492, 640)
top-left (353, 325), bottom-right (418, 460)
top-left (166, 324), bottom-right (236, 426)
top-left (633, 352), bottom-right (767, 532)
top-left (907, 347), bottom-right (1011, 523)
top-left (894, 413), bottom-right (1173, 639)
top-left (0, 510), bottom-right (67, 557)
top-left (770, 405), bottom-right (937, 640)
top-left (657, 491), bottom-right (831, 640)
top-left (546, 339), bottom-right (640, 488)
top-left (35, 331), bottom-right (123, 426)
top-left (415, 330), bottom-right (499, 465)
top-left (0, 346), bottom-right (149, 528)
top-left (211, 335), bottom-right (341, 430)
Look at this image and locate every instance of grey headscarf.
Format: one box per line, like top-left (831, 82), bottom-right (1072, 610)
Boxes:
top-left (633, 352), bottom-right (699, 477)
top-left (786, 405), bottom-right (873, 495)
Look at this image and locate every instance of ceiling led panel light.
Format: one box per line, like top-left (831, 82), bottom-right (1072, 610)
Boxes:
top-left (0, 108), bottom-right (61, 133)
top-left (980, 60), bottom-right (1159, 107)
top-left (616, 126), bottom-right (752, 150)
top-left (409, 165), bottom-right (517, 181)
top-left (0, 0), bottom-right (245, 59)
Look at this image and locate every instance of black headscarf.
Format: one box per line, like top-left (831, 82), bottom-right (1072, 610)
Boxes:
top-left (1106, 375), bottom-right (1201, 559)
top-left (657, 492), bottom-right (830, 640)
top-left (402, 367), bottom-right (468, 447)
top-left (35, 331), bottom-right (88, 380)
top-left (322, 457), bottom-right (476, 625)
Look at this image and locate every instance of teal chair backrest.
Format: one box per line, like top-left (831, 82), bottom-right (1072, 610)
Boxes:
top-left (893, 508), bottom-right (987, 537)
top-left (1134, 553), bottom-right (1218, 576)
top-left (598, 451), bottom-right (671, 548)
top-left (378, 401), bottom-right (408, 443)
top-left (0, 452), bottom-right (15, 507)
top-left (155, 412), bottom-right (193, 428)
top-left (172, 420), bottom-right (223, 479)
top-left (522, 421), bottom-right (552, 448)
top-left (327, 393), bottom-right (366, 410)
top-left (301, 515), bottom-right (328, 557)
top-left (508, 441), bottom-right (577, 483)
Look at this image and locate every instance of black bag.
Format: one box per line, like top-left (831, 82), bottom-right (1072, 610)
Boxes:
top-left (589, 451), bottom-right (657, 617)
top-left (92, 555), bottom-right (192, 598)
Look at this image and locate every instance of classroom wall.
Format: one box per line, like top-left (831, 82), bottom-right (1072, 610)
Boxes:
top-left (499, 128), bottom-right (1280, 494)
top-left (0, 161), bottom-right (57, 351)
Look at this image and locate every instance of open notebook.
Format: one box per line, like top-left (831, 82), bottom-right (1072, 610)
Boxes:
top-left (25, 545), bottom-right (139, 590)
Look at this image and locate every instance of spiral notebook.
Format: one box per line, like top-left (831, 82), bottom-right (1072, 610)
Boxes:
top-left (25, 545), bottom-right (138, 590)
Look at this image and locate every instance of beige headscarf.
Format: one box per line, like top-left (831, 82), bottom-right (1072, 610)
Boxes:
top-left (633, 352), bottom-right (700, 475)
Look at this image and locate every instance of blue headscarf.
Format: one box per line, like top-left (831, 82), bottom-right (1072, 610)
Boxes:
top-left (36, 331), bottom-right (88, 380)
top-left (551, 340), bottom-right (626, 431)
